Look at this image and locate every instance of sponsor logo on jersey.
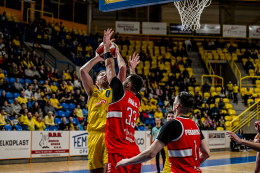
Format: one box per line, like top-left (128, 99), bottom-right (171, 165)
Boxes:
top-left (126, 136), bottom-right (134, 143)
top-left (95, 99), bottom-right (107, 106)
top-left (128, 97), bottom-right (138, 108)
top-left (185, 129), bottom-right (200, 136)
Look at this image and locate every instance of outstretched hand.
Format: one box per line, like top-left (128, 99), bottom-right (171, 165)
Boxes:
top-left (103, 28), bottom-right (114, 48)
top-left (95, 52), bottom-right (104, 62)
top-left (115, 159), bottom-right (130, 169)
top-left (226, 131), bottom-right (242, 144)
top-left (128, 52), bottom-right (140, 70)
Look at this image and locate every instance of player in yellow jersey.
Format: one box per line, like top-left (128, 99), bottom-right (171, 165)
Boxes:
top-left (80, 36), bottom-right (135, 173)
top-left (163, 111), bottom-right (174, 173)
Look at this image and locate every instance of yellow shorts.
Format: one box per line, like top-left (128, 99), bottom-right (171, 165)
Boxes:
top-left (163, 157), bottom-right (171, 173)
top-left (88, 133), bottom-right (108, 170)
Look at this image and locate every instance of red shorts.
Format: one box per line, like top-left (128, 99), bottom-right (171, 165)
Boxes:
top-left (107, 152), bottom-right (142, 173)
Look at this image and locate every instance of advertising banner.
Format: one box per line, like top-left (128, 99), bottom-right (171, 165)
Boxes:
top-left (249, 26), bottom-right (260, 38)
top-left (70, 132), bottom-right (88, 156)
top-left (169, 24), bottom-right (192, 35)
top-left (142, 22), bottom-right (167, 35)
top-left (196, 24), bottom-right (221, 35)
top-left (32, 131), bottom-right (69, 157)
top-left (0, 131), bottom-right (31, 159)
top-left (115, 21), bottom-right (140, 34)
top-left (208, 131), bottom-right (226, 149)
top-left (135, 131), bottom-right (146, 152)
top-left (223, 25), bottom-right (246, 38)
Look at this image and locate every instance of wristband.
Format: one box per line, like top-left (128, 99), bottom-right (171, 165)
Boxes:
top-left (104, 52), bottom-right (113, 60)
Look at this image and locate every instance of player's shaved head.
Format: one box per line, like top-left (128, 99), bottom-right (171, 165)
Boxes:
top-left (123, 74), bottom-right (143, 94)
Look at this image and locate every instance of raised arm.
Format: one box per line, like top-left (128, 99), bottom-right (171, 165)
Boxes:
top-left (79, 54), bottom-right (104, 96)
top-left (103, 29), bottom-right (116, 84)
top-left (199, 139), bottom-right (210, 164)
top-left (114, 44), bottom-right (126, 82)
top-left (128, 52), bottom-right (140, 75)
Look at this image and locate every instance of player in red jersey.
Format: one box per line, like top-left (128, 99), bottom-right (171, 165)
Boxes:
top-left (102, 29), bottom-right (144, 173)
top-left (116, 91), bottom-right (211, 173)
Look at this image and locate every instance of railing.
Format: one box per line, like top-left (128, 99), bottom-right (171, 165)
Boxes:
top-left (27, 8), bottom-right (54, 25)
top-left (230, 60), bottom-right (241, 88)
top-left (230, 100), bottom-right (260, 133)
top-left (201, 75), bottom-right (224, 88)
top-left (240, 76), bottom-right (260, 91)
top-left (32, 43), bottom-right (75, 71)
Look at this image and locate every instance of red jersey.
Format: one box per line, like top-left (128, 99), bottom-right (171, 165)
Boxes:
top-left (167, 117), bottom-right (202, 173)
top-left (105, 90), bottom-right (140, 154)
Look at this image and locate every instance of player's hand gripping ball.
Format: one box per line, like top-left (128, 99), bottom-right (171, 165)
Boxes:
top-left (96, 42), bottom-right (116, 58)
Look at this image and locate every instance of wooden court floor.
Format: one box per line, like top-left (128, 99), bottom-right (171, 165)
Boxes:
top-left (0, 150), bottom-right (258, 173)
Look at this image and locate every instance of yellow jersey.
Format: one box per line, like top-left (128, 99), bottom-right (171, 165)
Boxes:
top-left (50, 85), bottom-right (58, 93)
top-left (35, 121), bottom-right (46, 131)
top-left (24, 119), bottom-right (35, 131)
top-left (163, 146), bottom-right (171, 173)
top-left (233, 86), bottom-right (238, 93)
top-left (154, 111), bottom-right (163, 119)
top-left (87, 87), bottom-right (112, 134)
top-left (227, 83), bottom-right (233, 91)
top-left (18, 96), bottom-right (28, 104)
top-left (50, 98), bottom-right (60, 108)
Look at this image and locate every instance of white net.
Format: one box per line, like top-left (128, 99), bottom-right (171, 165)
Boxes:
top-left (174, 0), bottom-right (212, 31)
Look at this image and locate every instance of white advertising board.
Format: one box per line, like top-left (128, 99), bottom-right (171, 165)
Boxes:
top-left (115, 21), bottom-right (140, 34)
top-left (196, 24), bottom-right (221, 35)
top-left (208, 131), bottom-right (226, 149)
top-left (135, 131), bottom-right (146, 152)
top-left (223, 25), bottom-right (246, 38)
top-left (0, 131), bottom-right (31, 159)
top-left (32, 131), bottom-right (69, 157)
top-left (70, 131), bottom-right (88, 156)
top-left (142, 22), bottom-right (167, 35)
top-left (249, 26), bottom-right (260, 38)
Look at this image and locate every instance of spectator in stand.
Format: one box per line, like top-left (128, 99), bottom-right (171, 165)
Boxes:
top-left (44, 101), bottom-right (56, 116)
top-left (34, 88), bottom-right (43, 105)
top-left (44, 111), bottom-right (56, 127)
top-left (207, 93), bottom-right (215, 105)
top-left (65, 69), bottom-right (72, 81)
top-left (233, 83), bottom-right (238, 104)
top-left (32, 66), bottom-right (41, 80)
top-left (74, 78), bottom-right (82, 89)
top-left (0, 108), bottom-right (6, 127)
top-left (67, 81), bottom-right (74, 92)
top-left (58, 117), bottom-right (69, 130)
top-left (185, 57), bottom-right (192, 67)
top-left (219, 87), bottom-right (226, 98)
top-left (202, 114), bottom-right (212, 130)
top-left (85, 44), bottom-right (93, 54)
top-left (203, 81), bottom-right (210, 93)
top-left (184, 38), bottom-right (192, 51)
top-left (2, 100), bottom-right (12, 118)
top-left (74, 89), bottom-right (82, 103)
top-left (9, 62), bottom-right (19, 77)
top-left (20, 108), bottom-right (29, 124)
top-left (50, 93), bottom-right (63, 111)
top-left (60, 88), bottom-right (71, 103)
top-left (227, 81), bottom-right (233, 99)
top-left (78, 97), bottom-right (86, 109)
top-left (35, 116), bottom-right (46, 131)
top-left (156, 86), bottom-right (163, 98)
top-left (13, 78), bottom-right (23, 92)
top-left (18, 91), bottom-right (28, 104)
top-left (193, 113), bottom-right (199, 124)
top-left (12, 114), bottom-right (20, 127)
top-left (154, 107), bottom-right (163, 119)
top-left (13, 36), bottom-right (20, 50)
top-left (29, 102), bottom-right (40, 115)
top-left (201, 103), bottom-right (211, 116)
top-left (25, 85), bottom-right (33, 102)
top-left (78, 121), bottom-right (85, 131)
top-left (152, 81), bottom-right (159, 90)
top-left (245, 58), bottom-right (253, 72)
top-left (218, 98), bottom-right (225, 110)
top-left (165, 103), bottom-right (173, 113)
top-left (244, 87), bottom-right (253, 106)
top-left (251, 49), bottom-right (258, 59)
top-left (211, 103), bottom-right (219, 118)
top-left (50, 82), bottom-right (58, 93)
top-left (69, 116), bottom-right (74, 130)
top-left (76, 104), bottom-right (84, 121)
top-left (17, 65), bottom-right (25, 78)
top-left (218, 116), bottom-right (225, 130)
top-left (22, 54), bottom-right (34, 68)
top-left (228, 44), bottom-right (236, 54)
top-left (163, 96), bottom-right (170, 106)
top-left (39, 66), bottom-right (45, 80)
top-left (244, 49), bottom-right (251, 59)
top-left (11, 98), bottom-right (22, 115)
top-left (194, 97), bottom-right (202, 109)
top-left (24, 112), bottom-right (35, 131)
top-left (123, 37), bottom-right (130, 46)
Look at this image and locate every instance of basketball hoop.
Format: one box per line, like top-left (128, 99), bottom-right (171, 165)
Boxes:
top-left (174, 0), bottom-right (212, 31)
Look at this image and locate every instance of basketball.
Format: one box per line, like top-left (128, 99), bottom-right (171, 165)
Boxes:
top-left (96, 42), bottom-right (116, 58)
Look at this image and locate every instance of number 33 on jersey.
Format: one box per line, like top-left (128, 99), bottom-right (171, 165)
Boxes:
top-left (105, 90), bottom-right (141, 155)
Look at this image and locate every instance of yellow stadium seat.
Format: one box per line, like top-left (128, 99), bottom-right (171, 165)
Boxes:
top-left (240, 88), bottom-right (246, 97)
top-left (194, 109), bottom-right (201, 114)
top-left (255, 88), bottom-right (260, 94)
top-left (217, 127), bottom-right (224, 131)
top-left (247, 99), bottom-right (254, 106)
top-left (210, 87), bottom-right (215, 92)
top-left (222, 110), bottom-right (227, 114)
top-left (210, 104), bottom-right (215, 108)
top-left (228, 109), bottom-right (236, 116)
top-left (216, 87), bottom-right (222, 94)
top-left (233, 121), bottom-right (240, 126)
top-left (175, 86), bottom-right (179, 92)
top-left (201, 117), bottom-right (205, 123)
top-left (195, 87), bottom-right (201, 93)
top-left (225, 116), bottom-right (231, 121)
top-left (231, 115), bottom-right (239, 122)
top-left (204, 92), bottom-right (210, 99)
top-left (215, 98), bottom-right (220, 103)
top-left (223, 98), bottom-right (229, 103)
top-left (188, 86), bottom-right (194, 92)
top-left (225, 104), bottom-right (233, 110)
top-left (211, 92), bottom-right (217, 97)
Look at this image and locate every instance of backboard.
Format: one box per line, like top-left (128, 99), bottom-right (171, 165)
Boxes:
top-left (99, 0), bottom-right (180, 12)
